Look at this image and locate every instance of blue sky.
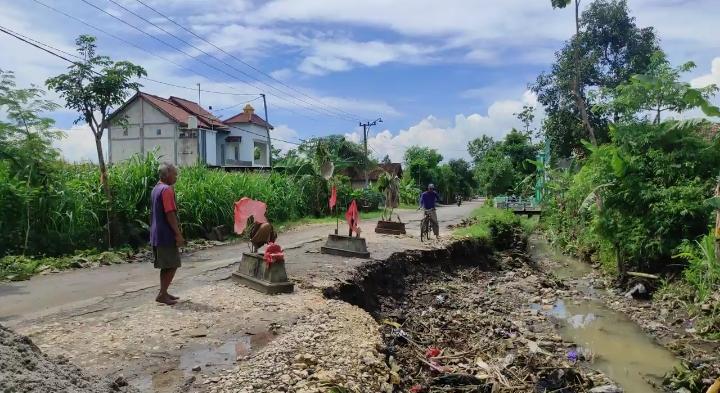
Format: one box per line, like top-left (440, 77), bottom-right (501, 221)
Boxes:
top-left (1, 0), bottom-right (719, 162)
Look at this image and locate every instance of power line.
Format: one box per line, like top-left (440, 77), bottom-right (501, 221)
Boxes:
top-left (0, 24), bottom-right (303, 147)
top-left (91, 0), bottom-right (357, 122)
top-left (0, 25), bottom-right (79, 66)
top-left (211, 96), bottom-right (263, 114)
top-left (0, 22), bottom-right (255, 101)
top-left (142, 78), bottom-right (260, 97)
top-left (133, 0), bottom-right (363, 122)
top-left (30, 0), bottom-right (360, 122)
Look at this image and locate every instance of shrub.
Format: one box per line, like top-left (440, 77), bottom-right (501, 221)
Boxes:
top-left (0, 152), bottom-right (349, 257)
top-left (454, 206), bottom-right (532, 250)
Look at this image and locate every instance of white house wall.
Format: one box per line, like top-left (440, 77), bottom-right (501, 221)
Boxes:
top-left (205, 130), bottom-right (218, 166)
top-left (144, 138), bottom-right (176, 163)
top-left (108, 97), bottom-right (178, 165)
top-left (223, 123), bottom-right (271, 166)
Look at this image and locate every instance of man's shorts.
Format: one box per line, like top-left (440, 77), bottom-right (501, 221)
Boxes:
top-left (153, 246), bottom-right (181, 269)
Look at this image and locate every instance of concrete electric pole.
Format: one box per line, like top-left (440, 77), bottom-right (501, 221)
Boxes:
top-left (359, 118), bottom-right (383, 188)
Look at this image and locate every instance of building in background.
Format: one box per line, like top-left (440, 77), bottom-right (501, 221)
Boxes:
top-left (222, 104), bottom-right (273, 168)
top-left (106, 92), bottom-right (272, 169)
top-left (341, 163), bottom-right (403, 190)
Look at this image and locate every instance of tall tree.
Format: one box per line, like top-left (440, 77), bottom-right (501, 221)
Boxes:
top-left (447, 159), bottom-right (477, 198)
top-left (0, 70), bottom-right (61, 254)
top-left (550, 0), bottom-right (596, 145)
top-left (534, 0), bottom-right (659, 157)
top-left (596, 51), bottom-right (719, 124)
top-left (501, 129), bottom-right (539, 177)
top-left (474, 148), bottom-right (515, 196)
top-left (513, 105), bottom-right (536, 136)
top-left (467, 135), bottom-right (497, 165)
top-left (46, 35), bottom-right (146, 247)
top-left (403, 146), bottom-right (443, 188)
top-left (381, 154), bottom-right (392, 165)
top-left (297, 135), bottom-right (368, 172)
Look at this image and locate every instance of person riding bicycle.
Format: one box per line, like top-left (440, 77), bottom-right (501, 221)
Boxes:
top-left (419, 183), bottom-right (441, 239)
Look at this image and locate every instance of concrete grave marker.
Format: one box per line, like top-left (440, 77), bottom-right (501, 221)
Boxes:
top-left (232, 252), bottom-right (294, 294)
top-left (320, 234), bottom-right (370, 258)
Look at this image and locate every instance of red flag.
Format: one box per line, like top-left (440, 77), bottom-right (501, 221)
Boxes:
top-left (329, 185), bottom-right (337, 209)
top-left (345, 199), bottom-right (359, 234)
top-left (233, 197), bottom-right (268, 234)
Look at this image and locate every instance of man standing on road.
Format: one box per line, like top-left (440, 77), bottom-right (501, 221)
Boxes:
top-left (420, 183), bottom-right (441, 239)
top-left (150, 163), bottom-right (184, 305)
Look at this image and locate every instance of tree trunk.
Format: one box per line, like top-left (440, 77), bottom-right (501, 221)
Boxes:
top-left (23, 164), bottom-right (33, 255)
top-left (615, 244), bottom-right (626, 283)
top-left (573, 0), bottom-right (597, 146)
top-left (94, 134), bottom-right (113, 249)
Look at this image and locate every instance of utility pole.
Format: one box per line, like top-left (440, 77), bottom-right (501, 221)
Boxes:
top-left (197, 83), bottom-right (201, 107)
top-left (359, 118), bottom-right (383, 188)
top-left (260, 93), bottom-right (272, 167)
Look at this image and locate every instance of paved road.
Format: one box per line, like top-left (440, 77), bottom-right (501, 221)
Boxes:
top-left (0, 201), bottom-right (479, 324)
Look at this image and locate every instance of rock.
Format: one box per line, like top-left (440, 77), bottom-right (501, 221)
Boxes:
top-left (192, 365), bottom-right (202, 372)
top-left (589, 385), bottom-right (623, 393)
top-left (314, 370), bottom-right (337, 383)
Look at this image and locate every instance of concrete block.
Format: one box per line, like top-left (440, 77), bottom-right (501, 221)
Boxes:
top-left (374, 220), bottom-right (406, 235)
top-left (320, 234), bottom-right (370, 259)
top-left (232, 252), bottom-right (294, 294)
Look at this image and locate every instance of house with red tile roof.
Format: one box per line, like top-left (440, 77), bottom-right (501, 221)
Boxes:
top-left (106, 92), bottom-right (273, 168)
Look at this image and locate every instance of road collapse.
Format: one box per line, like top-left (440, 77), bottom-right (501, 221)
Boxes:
top-left (325, 235), bottom-right (620, 392)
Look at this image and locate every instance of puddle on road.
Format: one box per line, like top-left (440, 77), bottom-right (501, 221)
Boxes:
top-left (133, 331), bottom-right (275, 393)
top-left (530, 238), bottom-right (679, 393)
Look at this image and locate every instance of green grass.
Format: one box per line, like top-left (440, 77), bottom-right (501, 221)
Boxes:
top-left (0, 249), bottom-right (128, 281)
top-left (454, 206), bottom-right (537, 247)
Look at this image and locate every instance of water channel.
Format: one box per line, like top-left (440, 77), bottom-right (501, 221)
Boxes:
top-left (530, 237), bottom-right (679, 393)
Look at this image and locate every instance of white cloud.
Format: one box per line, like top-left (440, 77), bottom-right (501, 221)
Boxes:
top-left (297, 39), bottom-right (434, 75)
top-left (271, 124), bottom-right (301, 153)
top-left (691, 57), bottom-right (720, 88)
top-left (345, 90), bottom-right (541, 162)
top-left (298, 56), bottom-right (352, 76)
top-left (53, 125), bottom-right (107, 163)
top-left (270, 68), bottom-right (294, 80)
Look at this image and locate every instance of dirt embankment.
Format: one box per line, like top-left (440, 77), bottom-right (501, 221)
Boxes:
top-left (0, 324), bottom-right (138, 393)
top-left (323, 236), bottom-right (619, 392)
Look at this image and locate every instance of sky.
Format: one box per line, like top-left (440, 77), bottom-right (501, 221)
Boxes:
top-left (1, 0), bottom-right (719, 163)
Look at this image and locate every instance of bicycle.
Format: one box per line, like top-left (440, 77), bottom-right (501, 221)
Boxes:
top-left (420, 208), bottom-right (434, 242)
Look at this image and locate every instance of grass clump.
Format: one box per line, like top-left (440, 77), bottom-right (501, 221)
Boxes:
top-left (0, 249), bottom-right (128, 281)
top-left (454, 206), bottom-right (536, 249)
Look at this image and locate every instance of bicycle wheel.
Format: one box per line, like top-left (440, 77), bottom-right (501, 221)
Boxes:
top-left (420, 217), bottom-right (429, 242)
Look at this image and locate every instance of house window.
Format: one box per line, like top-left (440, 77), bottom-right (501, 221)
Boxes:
top-left (234, 145), bottom-right (240, 161)
top-left (156, 128), bottom-right (162, 136)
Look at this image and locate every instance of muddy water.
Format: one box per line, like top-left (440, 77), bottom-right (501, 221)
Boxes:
top-left (530, 238), bottom-right (678, 393)
top-left (133, 331), bottom-right (275, 392)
